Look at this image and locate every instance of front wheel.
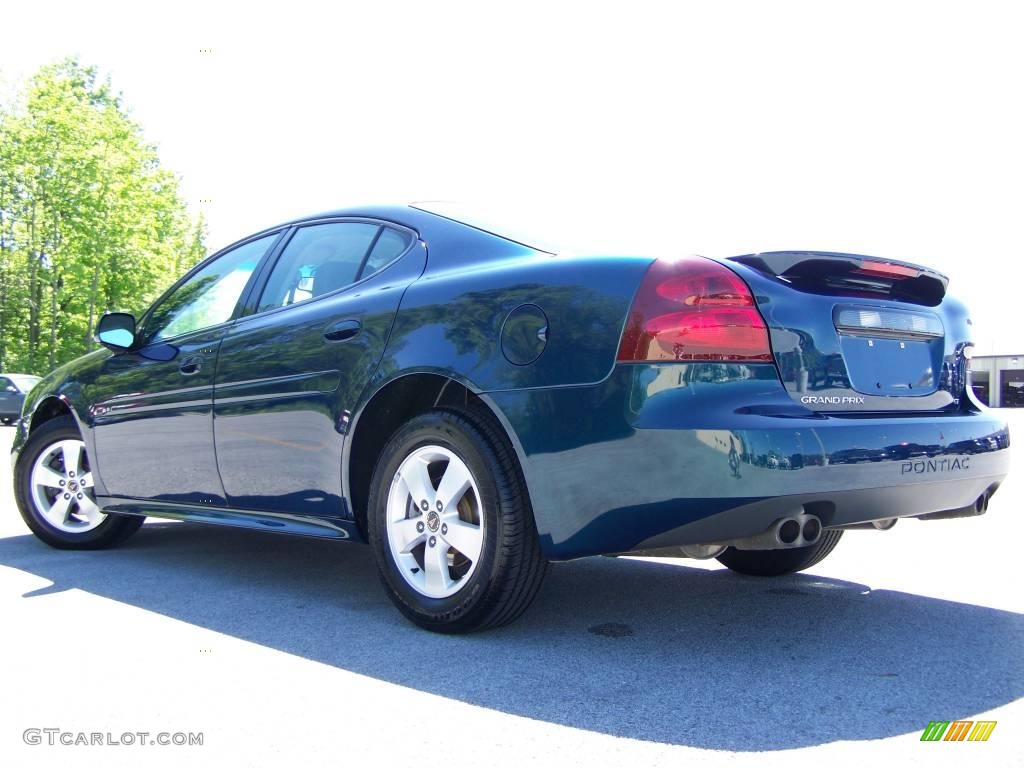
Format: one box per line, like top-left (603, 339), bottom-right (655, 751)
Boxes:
top-left (14, 415), bottom-right (144, 549)
top-left (716, 530), bottom-right (844, 576)
top-left (367, 408), bottom-right (548, 633)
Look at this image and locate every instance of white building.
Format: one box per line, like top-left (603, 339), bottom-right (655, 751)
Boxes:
top-left (970, 354), bottom-right (1024, 407)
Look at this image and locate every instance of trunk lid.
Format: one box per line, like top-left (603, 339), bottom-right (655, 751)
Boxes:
top-left (724, 251), bottom-right (972, 413)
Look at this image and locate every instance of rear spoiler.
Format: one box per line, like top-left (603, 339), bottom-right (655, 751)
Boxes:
top-left (728, 251), bottom-right (948, 306)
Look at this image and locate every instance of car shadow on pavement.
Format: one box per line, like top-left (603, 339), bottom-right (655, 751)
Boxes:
top-left (1, 521), bottom-right (1021, 751)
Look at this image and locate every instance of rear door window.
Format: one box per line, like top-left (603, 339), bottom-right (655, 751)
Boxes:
top-left (257, 222), bottom-right (380, 312)
top-left (362, 228), bottom-right (413, 277)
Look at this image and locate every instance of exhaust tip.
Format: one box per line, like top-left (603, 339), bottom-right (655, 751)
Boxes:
top-left (778, 519), bottom-right (801, 545)
top-left (802, 517), bottom-right (822, 543)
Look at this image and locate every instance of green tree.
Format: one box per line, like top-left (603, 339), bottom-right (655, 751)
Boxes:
top-left (0, 58), bottom-right (204, 374)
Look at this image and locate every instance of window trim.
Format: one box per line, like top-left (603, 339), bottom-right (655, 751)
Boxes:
top-left (241, 217), bottom-right (419, 319)
top-left (137, 228), bottom-right (286, 346)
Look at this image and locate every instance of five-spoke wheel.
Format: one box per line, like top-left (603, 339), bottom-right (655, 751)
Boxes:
top-left (369, 408), bottom-right (548, 633)
top-left (15, 415), bottom-right (144, 549)
top-left (29, 438), bottom-right (105, 533)
top-left (386, 445), bottom-right (485, 598)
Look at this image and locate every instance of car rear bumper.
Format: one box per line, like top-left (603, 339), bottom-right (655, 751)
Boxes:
top-left (485, 362), bottom-right (1010, 560)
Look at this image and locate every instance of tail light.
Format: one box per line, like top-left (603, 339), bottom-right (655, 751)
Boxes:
top-left (851, 260), bottom-right (921, 280)
top-left (617, 257), bottom-right (773, 362)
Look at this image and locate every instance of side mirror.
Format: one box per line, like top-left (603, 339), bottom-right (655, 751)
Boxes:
top-left (96, 312), bottom-right (137, 351)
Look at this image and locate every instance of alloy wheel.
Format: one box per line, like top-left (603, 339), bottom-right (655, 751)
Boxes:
top-left (385, 444), bottom-right (484, 599)
top-left (29, 438), bottom-right (105, 533)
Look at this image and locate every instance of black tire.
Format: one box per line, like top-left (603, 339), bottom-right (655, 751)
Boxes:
top-left (14, 415), bottom-right (144, 550)
top-left (716, 530), bottom-right (844, 576)
top-left (367, 407), bottom-right (548, 633)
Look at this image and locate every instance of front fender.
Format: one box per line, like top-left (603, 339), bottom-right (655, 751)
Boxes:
top-left (11, 350), bottom-right (111, 492)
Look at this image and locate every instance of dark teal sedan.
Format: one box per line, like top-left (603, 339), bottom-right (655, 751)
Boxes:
top-left (10, 204), bottom-right (1011, 632)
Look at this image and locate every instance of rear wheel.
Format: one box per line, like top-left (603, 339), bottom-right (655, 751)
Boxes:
top-left (368, 407), bottom-right (548, 633)
top-left (716, 530), bottom-right (843, 576)
top-left (14, 415), bottom-right (144, 549)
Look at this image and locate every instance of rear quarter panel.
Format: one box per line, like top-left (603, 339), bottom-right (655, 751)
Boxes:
top-left (377, 252), bottom-right (654, 392)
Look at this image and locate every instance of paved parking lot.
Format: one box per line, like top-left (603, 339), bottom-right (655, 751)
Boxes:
top-left (1, 413), bottom-right (1021, 767)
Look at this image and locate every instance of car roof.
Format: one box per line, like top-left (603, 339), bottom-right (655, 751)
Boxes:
top-left (4, 373), bottom-right (40, 389)
top-left (265, 204), bottom-right (558, 255)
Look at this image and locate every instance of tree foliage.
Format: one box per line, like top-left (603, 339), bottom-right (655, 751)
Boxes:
top-left (0, 58), bottom-right (205, 374)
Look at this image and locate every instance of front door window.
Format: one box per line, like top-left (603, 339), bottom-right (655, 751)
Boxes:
top-left (146, 234), bottom-right (277, 342)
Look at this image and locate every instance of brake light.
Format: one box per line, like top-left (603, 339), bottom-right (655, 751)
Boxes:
top-left (851, 260), bottom-right (920, 280)
top-left (617, 258), bottom-right (773, 362)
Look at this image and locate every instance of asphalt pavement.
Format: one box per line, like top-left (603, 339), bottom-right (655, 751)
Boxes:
top-left (0, 413), bottom-right (1021, 767)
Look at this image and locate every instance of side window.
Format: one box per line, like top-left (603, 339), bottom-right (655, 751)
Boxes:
top-left (146, 233), bottom-right (277, 342)
top-left (0, 377), bottom-right (12, 392)
top-left (257, 222), bottom-right (379, 312)
top-left (362, 228), bottom-right (412, 278)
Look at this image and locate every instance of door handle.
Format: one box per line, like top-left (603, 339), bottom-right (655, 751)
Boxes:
top-left (323, 319), bottom-right (361, 342)
top-left (179, 357), bottom-right (202, 375)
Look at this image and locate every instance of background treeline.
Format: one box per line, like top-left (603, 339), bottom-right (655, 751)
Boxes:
top-left (0, 59), bottom-right (205, 375)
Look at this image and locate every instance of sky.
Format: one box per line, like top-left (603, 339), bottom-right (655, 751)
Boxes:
top-left (1, 0), bottom-right (1022, 353)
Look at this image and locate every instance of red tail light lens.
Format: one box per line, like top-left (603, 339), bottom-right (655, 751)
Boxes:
top-left (852, 260), bottom-right (921, 280)
top-left (617, 258), bottom-right (773, 362)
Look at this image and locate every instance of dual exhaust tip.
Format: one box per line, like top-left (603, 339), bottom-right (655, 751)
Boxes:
top-left (775, 514), bottom-right (822, 547)
top-left (728, 512), bottom-right (825, 551)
